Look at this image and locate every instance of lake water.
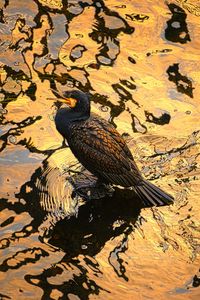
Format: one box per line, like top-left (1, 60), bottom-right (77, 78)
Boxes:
top-left (0, 0), bottom-right (200, 299)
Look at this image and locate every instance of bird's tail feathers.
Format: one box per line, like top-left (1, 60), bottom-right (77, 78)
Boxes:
top-left (135, 180), bottom-right (174, 207)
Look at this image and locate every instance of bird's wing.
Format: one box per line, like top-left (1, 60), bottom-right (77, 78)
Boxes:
top-left (96, 116), bottom-right (134, 160)
top-left (69, 117), bottom-right (142, 186)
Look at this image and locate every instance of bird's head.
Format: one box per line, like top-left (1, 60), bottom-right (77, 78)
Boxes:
top-left (49, 89), bottom-right (90, 115)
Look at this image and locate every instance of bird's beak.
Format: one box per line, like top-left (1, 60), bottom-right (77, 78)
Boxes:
top-left (47, 90), bottom-right (77, 108)
top-left (47, 98), bottom-right (77, 108)
top-left (55, 97), bottom-right (77, 108)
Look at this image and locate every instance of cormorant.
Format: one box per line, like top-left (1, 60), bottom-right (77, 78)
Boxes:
top-left (51, 89), bottom-right (174, 206)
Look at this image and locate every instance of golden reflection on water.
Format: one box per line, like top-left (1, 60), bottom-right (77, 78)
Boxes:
top-left (0, 0), bottom-right (200, 299)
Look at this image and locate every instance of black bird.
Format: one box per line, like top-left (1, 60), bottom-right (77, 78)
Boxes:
top-left (51, 90), bottom-right (174, 206)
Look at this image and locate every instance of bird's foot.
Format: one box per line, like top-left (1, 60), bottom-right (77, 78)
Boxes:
top-left (71, 179), bottom-right (114, 200)
top-left (67, 168), bottom-right (114, 200)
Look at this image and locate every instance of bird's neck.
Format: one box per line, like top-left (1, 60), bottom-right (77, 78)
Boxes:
top-left (55, 108), bottom-right (90, 138)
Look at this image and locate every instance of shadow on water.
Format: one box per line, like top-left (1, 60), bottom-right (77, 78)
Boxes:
top-left (0, 156), bottom-right (145, 298)
top-left (25, 190), bottom-right (144, 299)
top-left (46, 188), bottom-right (142, 258)
top-left (165, 3), bottom-right (191, 44)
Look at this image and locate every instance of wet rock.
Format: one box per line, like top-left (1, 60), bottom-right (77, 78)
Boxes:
top-left (165, 3), bottom-right (191, 44)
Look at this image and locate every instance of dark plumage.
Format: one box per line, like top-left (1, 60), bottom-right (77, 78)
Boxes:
top-left (54, 90), bottom-right (174, 206)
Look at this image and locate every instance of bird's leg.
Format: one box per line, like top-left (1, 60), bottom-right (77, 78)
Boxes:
top-left (72, 177), bottom-right (102, 192)
top-left (70, 177), bottom-right (114, 200)
top-left (66, 167), bottom-right (114, 200)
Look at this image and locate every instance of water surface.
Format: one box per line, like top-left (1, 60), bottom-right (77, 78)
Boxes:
top-left (0, 0), bottom-right (200, 299)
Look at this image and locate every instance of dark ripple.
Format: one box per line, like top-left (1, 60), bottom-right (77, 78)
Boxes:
top-left (165, 3), bottom-right (191, 44)
top-left (167, 63), bottom-right (194, 98)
